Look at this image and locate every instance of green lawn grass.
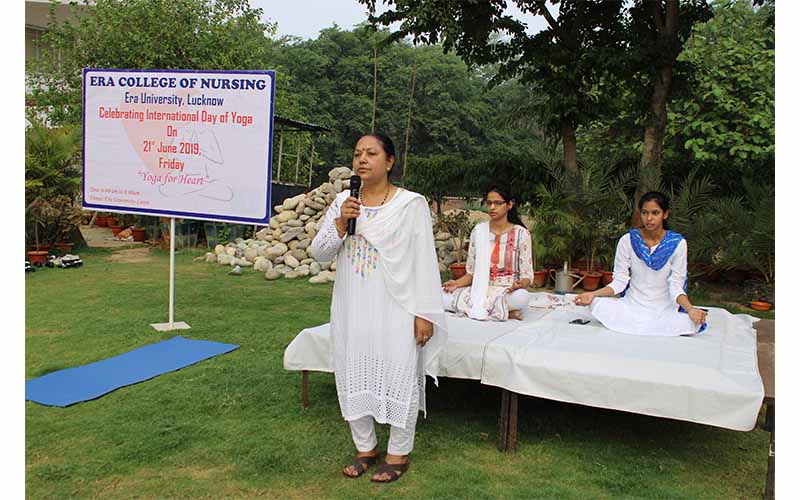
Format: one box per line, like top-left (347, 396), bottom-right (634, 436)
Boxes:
top-left (26, 247), bottom-right (770, 499)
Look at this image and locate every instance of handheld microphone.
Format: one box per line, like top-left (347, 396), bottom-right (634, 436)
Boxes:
top-left (347, 175), bottom-right (361, 236)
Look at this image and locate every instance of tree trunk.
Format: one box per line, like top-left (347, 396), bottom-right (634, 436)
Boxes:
top-left (631, 0), bottom-right (678, 228)
top-left (401, 62), bottom-right (417, 183)
top-left (371, 46), bottom-right (378, 133)
top-left (561, 124), bottom-right (578, 174)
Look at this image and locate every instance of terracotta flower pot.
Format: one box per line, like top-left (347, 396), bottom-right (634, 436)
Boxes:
top-left (449, 263), bottom-right (467, 280)
top-left (581, 271), bottom-right (603, 291)
top-left (750, 301), bottom-right (772, 312)
top-left (32, 243), bottom-right (50, 252)
top-left (95, 216), bottom-right (108, 227)
top-left (27, 250), bottom-right (49, 267)
top-left (602, 271), bottom-right (614, 286)
top-left (106, 217), bottom-right (117, 227)
top-left (132, 227), bottom-right (147, 242)
top-left (109, 225), bottom-right (123, 236)
top-left (533, 270), bottom-right (547, 288)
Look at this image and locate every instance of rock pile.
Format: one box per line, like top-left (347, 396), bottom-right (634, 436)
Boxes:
top-left (203, 167), bottom-right (487, 282)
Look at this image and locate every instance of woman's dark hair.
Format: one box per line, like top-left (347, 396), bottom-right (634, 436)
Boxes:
top-left (361, 132), bottom-right (399, 180)
top-left (638, 191), bottom-right (670, 229)
top-left (485, 185), bottom-right (527, 229)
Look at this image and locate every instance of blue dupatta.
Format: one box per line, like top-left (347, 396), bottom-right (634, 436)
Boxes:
top-left (623, 229), bottom-right (707, 333)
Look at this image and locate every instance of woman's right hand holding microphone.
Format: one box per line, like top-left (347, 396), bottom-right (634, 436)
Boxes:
top-left (335, 197), bottom-right (361, 236)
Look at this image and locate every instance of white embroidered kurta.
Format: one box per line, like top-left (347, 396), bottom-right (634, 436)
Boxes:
top-left (450, 224), bottom-right (533, 321)
top-left (590, 233), bottom-right (699, 336)
top-left (310, 188), bottom-right (447, 428)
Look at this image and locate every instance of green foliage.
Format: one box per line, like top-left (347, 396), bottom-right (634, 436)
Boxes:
top-left (26, 0), bottom-right (282, 126)
top-left (434, 209), bottom-right (475, 263)
top-left (668, 0), bottom-right (774, 179)
top-left (528, 156), bottom-right (633, 270)
top-left (404, 153), bottom-right (466, 213)
top-left (25, 118), bottom-right (83, 246)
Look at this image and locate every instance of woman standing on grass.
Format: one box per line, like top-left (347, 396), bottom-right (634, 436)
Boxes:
top-left (574, 191), bottom-right (708, 335)
top-left (442, 186), bottom-right (533, 321)
top-left (310, 133), bottom-right (447, 483)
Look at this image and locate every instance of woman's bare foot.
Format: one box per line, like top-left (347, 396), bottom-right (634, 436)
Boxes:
top-left (342, 446), bottom-right (379, 477)
top-left (371, 452), bottom-right (409, 482)
top-left (509, 310), bottom-right (523, 320)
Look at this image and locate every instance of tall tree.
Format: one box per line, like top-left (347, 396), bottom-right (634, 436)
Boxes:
top-left (625, 0), bottom-right (712, 226)
top-left (359, 0), bottom-right (627, 173)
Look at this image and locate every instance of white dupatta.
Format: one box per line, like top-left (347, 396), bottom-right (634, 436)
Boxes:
top-left (354, 188), bottom-right (448, 380)
top-left (467, 222), bottom-right (491, 320)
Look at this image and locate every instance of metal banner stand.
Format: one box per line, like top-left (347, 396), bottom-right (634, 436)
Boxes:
top-left (150, 218), bottom-right (191, 332)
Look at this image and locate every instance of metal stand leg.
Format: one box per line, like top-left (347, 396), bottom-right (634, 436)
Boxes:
top-left (302, 370), bottom-right (309, 410)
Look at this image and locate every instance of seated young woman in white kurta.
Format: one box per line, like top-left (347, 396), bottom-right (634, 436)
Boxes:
top-left (441, 186), bottom-right (533, 321)
top-left (309, 133), bottom-right (447, 484)
top-left (574, 191), bottom-right (708, 336)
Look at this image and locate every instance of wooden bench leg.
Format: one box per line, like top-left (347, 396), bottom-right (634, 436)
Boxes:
top-left (302, 370), bottom-right (309, 410)
top-left (498, 389), bottom-right (509, 451)
top-left (764, 399), bottom-right (775, 500)
top-left (508, 391), bottom-right (518, 453)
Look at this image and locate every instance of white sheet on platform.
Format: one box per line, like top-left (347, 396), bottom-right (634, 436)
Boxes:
top-left (283, 293), bottom-right (764, 431)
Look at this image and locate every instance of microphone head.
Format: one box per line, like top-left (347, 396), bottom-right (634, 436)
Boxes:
top-left (349, 175), bottom-right (361, 195)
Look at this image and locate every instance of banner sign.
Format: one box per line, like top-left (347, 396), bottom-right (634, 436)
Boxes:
top-left (82, 68), bottom-right (275, 224)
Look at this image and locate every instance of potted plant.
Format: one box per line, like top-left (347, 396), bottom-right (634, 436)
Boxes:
top-left (437, 210), bottom-right (474, 279)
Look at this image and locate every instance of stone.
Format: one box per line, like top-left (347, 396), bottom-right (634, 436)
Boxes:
top-left (439, 262), bottom-right (448, 273)
top-left (334, 179), bottom-right (343, 192)
top-left (343, 179), bottom-right (350, 189)
top-left (204, 252), bottom-right (217, 263)
top-left (272, 228), bottom-right (282, 238)
top-left (256, 228), bottom-right (271, 240)
top-left (265, 270), bottom-right (282, 280)
top-left (320, 270), bottom-right (336, 282)
top-left (284, 254), bottom-right (300, 268)
top-left (271, 242), bottom-right (288, 254)
top-left (214, 244), bottom-right (225, 255)
top-left (308, 274), bottom-right (329, 284)
top-left (299, 214), bottom-right (311, 221)
top-left (296, 238), bottom-right (311, 250)
top-left (310, 261), bottom-right (321, 276)
top-left (300, 258), bottom-right (314, 266)
top-left (284, 270), bottom-right (302, 279)
top-left (228, 265), bottom-right (242, 275)
top-left (307, 199), bottom-right (325, 211)
top-left (295, 264), bottom-right (311, 277)
top-left (306, 229), bottom-right (317, 240)
top-left (276, 211), bottom-right (298, 223)
top-left (296, 201), bottom-right (305, 213)
top-left (330, 261), bottom-right (337, 271)
top-left (217, 254), bottom-right (234, 265)
top-left (280, 228), bottom-right (304, 243)
top-left (244, 247), bottom-right (259, 262)
top-left (291, 249), bottom-right (308, 261)
top-left (274, 256), bottom-right (285, 265)
top-left (283, 195), bottom-right (301, 210)
top-left (265, 235), bottom-right (274, 242)
top-left (319, 182), bottom-right (334, 194)
top-left (303, 207), bottom-right (317, 216)
top-left (286, 219), bottom-right (303, 227)
top-left (269, 218), bottom-right (280, 229)
top-left (320, 261), bottom-right (331, 271)
top-left (443, 253), bottom-right (457, 265)
top-left (274, 205), bottom-right (285, 213)
top-left (225, 246), bottom-right (237, 256)
top-left (254, 257), bottom-right (273, 272)
top-left (287, 240), bottom-right (300, 250)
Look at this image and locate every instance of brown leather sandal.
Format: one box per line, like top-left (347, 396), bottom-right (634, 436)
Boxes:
top-left (370, 461), bottom-right (410, 483)
top-left (342, 454), bottom-right (380, 478)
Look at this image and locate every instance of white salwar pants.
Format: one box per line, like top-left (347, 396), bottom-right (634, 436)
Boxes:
top-left (348, 378), bottom-right (420, 455)
top-left (442, 289), bottom-right (530, 313)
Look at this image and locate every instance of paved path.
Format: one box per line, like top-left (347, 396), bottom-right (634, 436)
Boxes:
top-left (79, 225), bottom-right (147, 249)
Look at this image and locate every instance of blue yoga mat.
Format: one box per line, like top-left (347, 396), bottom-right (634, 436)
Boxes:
top-left (26, 336), bottom-right (239, 407)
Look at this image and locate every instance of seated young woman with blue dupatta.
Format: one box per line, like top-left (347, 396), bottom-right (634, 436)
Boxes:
top-left (574, 191), bottom-right (708, 336)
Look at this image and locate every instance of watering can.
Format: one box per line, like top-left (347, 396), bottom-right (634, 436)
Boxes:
top-left (550, 261), bottom-right (584, 295)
